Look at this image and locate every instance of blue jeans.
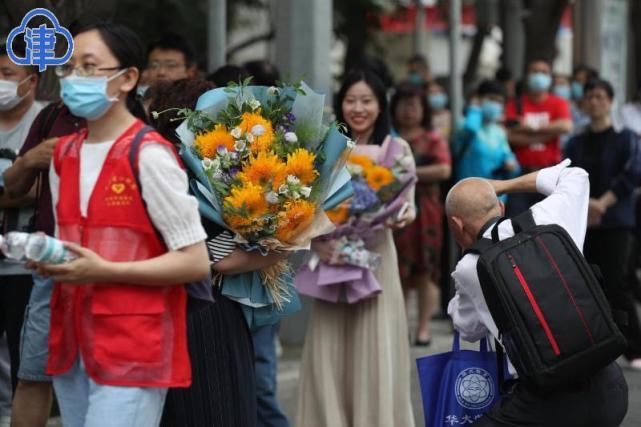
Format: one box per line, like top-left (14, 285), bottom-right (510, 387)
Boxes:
top-left (53, 357), bottom-right (167, 427)
top-left (17, 273), bottom-right (52, 382)
top-left (252, 323), bottom-right (289, 427)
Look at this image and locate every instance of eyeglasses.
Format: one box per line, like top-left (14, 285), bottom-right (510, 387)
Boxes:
top-left (147, 61), bottom-right (186, 72)
top-left (55, 64), bottom-right (122, 78)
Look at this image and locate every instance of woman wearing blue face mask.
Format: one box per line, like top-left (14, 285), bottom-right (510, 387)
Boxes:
top-left (552, 74), bottom-right (572, 101)
top-left (452, 80), bottom-right (520, 202)
top-left (427, 81), bottom-right (451, 138)
top-left (554, 73), bottom-right (591, 149)
top-left (35, 22), bottom-right (209, 427)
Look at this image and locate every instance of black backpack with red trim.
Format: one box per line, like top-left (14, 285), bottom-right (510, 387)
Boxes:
top-left (466, 209), bottom-right (626, 391)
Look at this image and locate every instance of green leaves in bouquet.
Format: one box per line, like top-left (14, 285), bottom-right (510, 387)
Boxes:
top-left (205, 169), bottom-right (230, 196)
top-left (173, 108), bottom-right (216, 135)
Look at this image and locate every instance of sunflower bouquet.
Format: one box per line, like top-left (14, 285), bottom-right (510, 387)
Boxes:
top-left (170, 79), bottom-right (353, 327)
top-left (295, 136), bottom-right (416, 304)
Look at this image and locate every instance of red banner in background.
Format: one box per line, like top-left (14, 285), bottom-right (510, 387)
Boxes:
top-left (378, 4), bottom-right (572, 34)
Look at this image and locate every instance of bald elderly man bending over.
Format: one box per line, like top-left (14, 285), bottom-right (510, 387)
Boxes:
top-left (445, 159), bottom-right (628, 426)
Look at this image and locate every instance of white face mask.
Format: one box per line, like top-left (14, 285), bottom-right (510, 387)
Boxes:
top-left (0, 76), bottom-right (32, 111)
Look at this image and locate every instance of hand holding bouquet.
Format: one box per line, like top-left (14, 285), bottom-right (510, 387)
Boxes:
top-left (296, 136), bottom-right (417, 304)
top-left (166, 79), bottom-right (353, 326)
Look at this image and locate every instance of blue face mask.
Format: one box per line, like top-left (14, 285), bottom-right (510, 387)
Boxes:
top-left (527, 72), bottom-right (551, 93)
top-left (429, 93), bottom-right (448, 110)
top-left (553, 85), bottom-right (571, 100)
top-left (571, 81), bottom-right (584, 100)
top-left (481, 100), bottom-right (504, 122)
top-left (408, 73), bottom-right (424, 86)
top-left (60, 69), bottom-right (126, 120)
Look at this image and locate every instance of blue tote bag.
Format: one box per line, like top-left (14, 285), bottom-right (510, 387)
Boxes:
top-left (417, 332), bottom-right (503, 426)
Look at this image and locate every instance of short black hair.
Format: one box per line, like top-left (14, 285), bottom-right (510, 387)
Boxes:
top-left (0, 39), bottom-right (37, 74)
top-left (572, 64), bottom-right (598, 81)
top-left (527, 58), bottom-right (552, 68)
top-left (408, 54), bottom-right (428, 67)
top-left (147, 33), bottom-right (195, 67)
top-left (495, 66), bottom-right (512, 83)
top-left (584, 78), bottom-right (614, 100)
top-left (150, 78), bottom-right (215, 146)
top-left (243, 60), bottom-right (280, 86)
top-left (477, 79), bottom-right (506, 98)
top-left (207, 64), bottom-right (249, 88)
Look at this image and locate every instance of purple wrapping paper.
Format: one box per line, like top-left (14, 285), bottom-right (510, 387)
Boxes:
top-left (295, 263), bottom-right (381, 304)
top-left (380, 135), bottom-right (405, 168)
top-left (295, 136), bottom-right (417, 304)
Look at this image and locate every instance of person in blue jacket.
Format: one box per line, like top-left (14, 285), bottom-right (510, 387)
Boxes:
top-left (452, 80), bottom-right (520, 201)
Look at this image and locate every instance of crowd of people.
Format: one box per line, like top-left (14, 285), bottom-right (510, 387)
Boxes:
top-left (0, 17), bottom-right (640, 427)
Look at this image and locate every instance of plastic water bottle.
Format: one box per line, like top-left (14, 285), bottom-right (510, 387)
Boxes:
top-left (0, 232), bottom-right (30, 261)
top-left (25, 234), bottom-right (76, 264)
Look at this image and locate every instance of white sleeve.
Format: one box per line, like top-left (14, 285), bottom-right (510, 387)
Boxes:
top-left (447, 256), bottom-right (497, 343)
top-left (448, 289), bottom-right (488, 343)
top-left (49, 162), bottom-right (60, 237)
top-left (138, 143), bottom-right (207, 251)
top-left (531, 160), bottom-right (590, 250)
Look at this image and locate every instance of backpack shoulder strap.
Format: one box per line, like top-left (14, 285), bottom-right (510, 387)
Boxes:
top-left (464, 238), bottom-right (494, 256)
top-left (128, 125), bottom-right (155, 188)
top-left (511, 209), bottom-right (536, 234)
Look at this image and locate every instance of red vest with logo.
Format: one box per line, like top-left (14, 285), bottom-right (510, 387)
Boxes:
top-left (48, 120), bottom-right (190, 387)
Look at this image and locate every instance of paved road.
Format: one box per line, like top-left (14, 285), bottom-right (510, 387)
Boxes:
top-left (277, 318), bottom-right (641, 427)
top-left (43, 313), bottom-right (641, 427)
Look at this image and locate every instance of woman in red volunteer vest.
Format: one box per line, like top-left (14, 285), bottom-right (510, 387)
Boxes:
top-left (34, 22), bottom-right (209, 426)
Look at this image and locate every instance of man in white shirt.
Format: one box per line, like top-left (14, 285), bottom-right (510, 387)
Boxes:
top-left (445, 160), bottom-right (628, 426)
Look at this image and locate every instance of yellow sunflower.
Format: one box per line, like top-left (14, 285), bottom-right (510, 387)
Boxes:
top-left (224, 183), bottom-right (269, 230)
top-left (366, 165), bottom-right (395, 191)
top-left (347, 154), bottom-right (374, 171)
top-left (285, 148), bottom-right (318, 185)
top-left (194, 124), bottom-right (235, 158)
top-left (238, 151), bottom-right (287, 190)
top-left (276, 199), bottom-right (316, 242)
top-left (325, 203), bottom-right (350, 225)
top-left (238, 112), bottom-right (275, 153)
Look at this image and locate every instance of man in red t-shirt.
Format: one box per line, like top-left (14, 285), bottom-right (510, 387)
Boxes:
top-left (505, 59), bottom-right (572, 214)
